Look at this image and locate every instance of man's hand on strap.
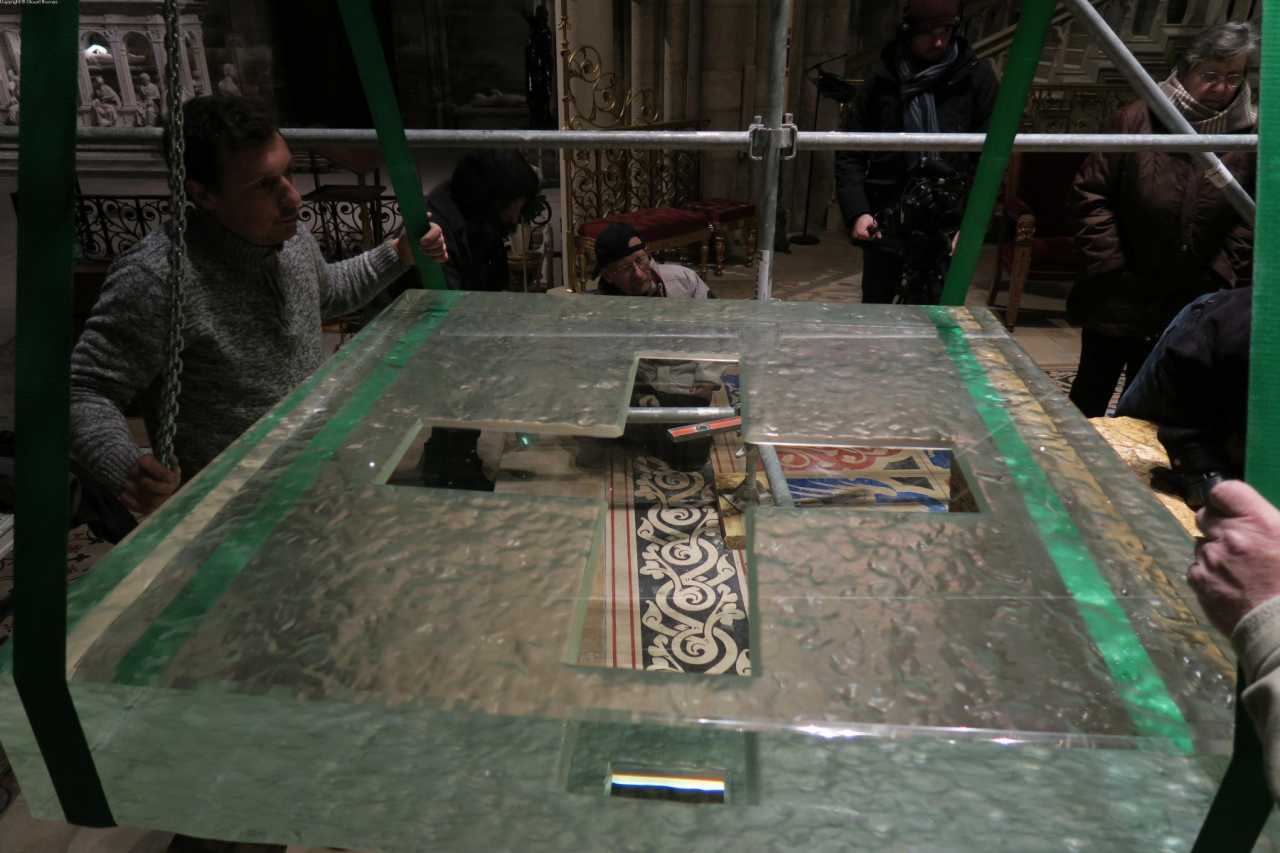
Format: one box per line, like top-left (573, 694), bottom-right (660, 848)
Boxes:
top-left (393, 213), bottom-right (449, 265)
top-left (121, 453), bottom-right (181, 515)
top-left (1188, 480), bottom-right (1280, 637)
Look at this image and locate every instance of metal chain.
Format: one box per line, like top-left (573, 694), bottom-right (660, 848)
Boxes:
top-left (155, 0), bottom-right (188, 469)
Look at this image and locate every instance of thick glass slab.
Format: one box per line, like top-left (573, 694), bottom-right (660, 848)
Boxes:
top-left (0, 292), bottom-right (1257, 850)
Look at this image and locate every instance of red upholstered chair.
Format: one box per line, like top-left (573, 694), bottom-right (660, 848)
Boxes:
top-left (576, 207), bottom-right (712, 288)
top-left (681, 198), bottom-right (757, 275)
top-left (987, 152), bottom-right (1089, 331)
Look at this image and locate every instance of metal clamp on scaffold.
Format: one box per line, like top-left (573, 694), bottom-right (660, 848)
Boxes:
top-left (747, 117), bottom-right (767, 161)
top-left (780, 112), bottom-right (798, 160)
top-left (746, 116), bottom-right (799, 162)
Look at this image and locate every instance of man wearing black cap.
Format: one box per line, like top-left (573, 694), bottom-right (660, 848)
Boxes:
top-left (592, 222), bottom-right (715, 299)
top-left (586, 222), bottom-right (722, 470)
top-left (835, 0), bottom-right (999, 304)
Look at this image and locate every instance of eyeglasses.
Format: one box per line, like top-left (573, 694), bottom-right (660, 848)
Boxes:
top-left (605, 251), bottom-right (650, 276)
top-left (1197, 70), bottom-right (1245, 88)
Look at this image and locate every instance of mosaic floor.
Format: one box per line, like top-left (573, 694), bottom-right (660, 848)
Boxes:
top-left (0, 522), bottom-right (112, 645)
top-left (1043, 366), bottom-right (1123, 416)
top-left (499, 366), bottom-right (954, 678)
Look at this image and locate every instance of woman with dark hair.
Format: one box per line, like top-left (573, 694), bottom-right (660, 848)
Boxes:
top-left (431, 148), bottom-right (541, 292)
top-left (368, 150), bottom-right (540, 491)
top-left (1065, 21), bottom-right (1258, 417)
top-left (371, 149), bottom-right (540, 304)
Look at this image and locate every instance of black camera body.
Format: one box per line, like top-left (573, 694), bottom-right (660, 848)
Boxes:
top-left (873, 158), bottom-right (971, 305)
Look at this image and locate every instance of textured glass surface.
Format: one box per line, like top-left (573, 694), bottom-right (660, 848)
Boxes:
top-left (0, 292), bottom-right (1251, 849)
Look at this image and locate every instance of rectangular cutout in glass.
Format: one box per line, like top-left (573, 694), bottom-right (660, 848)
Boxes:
top-left (557, 720), bottom-right (754, 806)
top-left (607, 763), bottom-right (727, 804)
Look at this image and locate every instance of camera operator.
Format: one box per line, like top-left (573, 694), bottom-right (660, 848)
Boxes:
top-left (835, 0), bottom-right (998, 304)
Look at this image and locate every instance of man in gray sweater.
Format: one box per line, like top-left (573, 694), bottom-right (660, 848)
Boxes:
top-left (1189, 480), bottom-right (1280, 805)
top-left (71, 96), bottom-right (447, 513)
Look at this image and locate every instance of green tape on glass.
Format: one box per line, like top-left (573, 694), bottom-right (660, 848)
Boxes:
top-left (924, 307), bottom-right (1191, 752)
top-left (939, 0), bottom-right (1056, 307)
top-left (113, 299), bottom-right (456, 685)
top-left (337, 0), bottom-right (446, 290)
top-left (0, 304), bottom-right (410, 681)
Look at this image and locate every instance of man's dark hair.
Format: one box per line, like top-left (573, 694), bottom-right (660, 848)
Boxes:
top-left (450, 149), bottom-right (541, 223)
top-left (162, 95), bottom-right (279, 191)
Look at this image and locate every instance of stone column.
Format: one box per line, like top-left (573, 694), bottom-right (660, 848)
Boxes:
top-left (662, 0), bottom-right (689, 121)
top-left (700, 0), bottom-right (758, 201)
top-left (788, 0), bottom-right (852, 232)
top-left (77, 31), bottom-right (94, 108)
top-left (187, 25), bottom-right (213, 97)
top-left (108, 32), bottom-right (135, 121)
top-left (0, 38), bottom-right (11, 111)
top-left (685, 0), bottom-right (704, 119)
top-left (631, 0), bottom-right (660, 123)
top-left (149, 31), bottom-right (167, 81)
top-left (148, 30), bottom-right (170, 114)
top-left (176, 31), bottom-right (194, 97)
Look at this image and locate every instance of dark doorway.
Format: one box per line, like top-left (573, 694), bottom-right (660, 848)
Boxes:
top-left (267, 0), bottom-right (397, 128)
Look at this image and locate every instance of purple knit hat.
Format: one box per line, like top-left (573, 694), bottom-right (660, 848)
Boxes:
top-left (903, 0), bottom-right (959, 35)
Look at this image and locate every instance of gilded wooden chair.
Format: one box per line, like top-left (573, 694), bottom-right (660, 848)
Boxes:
top-left (559, 22), bottom-right (713, 291)
top-left (987, 151), bottom-right (1088, 331)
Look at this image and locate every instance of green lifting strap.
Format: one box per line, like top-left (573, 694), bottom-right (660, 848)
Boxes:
top-left (1191, 0), bottom-right (1280, 847)
top-left (1250, 3), bottom-right (1280, 501)
top-left (1190, 670), bottom-right (1272, 851)
top-left (337, 0), bottom-right (447, 289)
top-left (939, 0), bottom-right (1056, 307)
top-left (14, 0), bottom-right (116, 827)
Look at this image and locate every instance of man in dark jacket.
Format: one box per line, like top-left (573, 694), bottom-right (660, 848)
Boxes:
top-left (1065, 22), bottom-right (1257, 417)
top-left (1154, 286), bottom-right (1250, 507)
top-left (834, 0), bottom-right (999, 303)
top-left (369, 149), bottom-right (540, 305)
top-left (365, 149), bottom-right (540, 491)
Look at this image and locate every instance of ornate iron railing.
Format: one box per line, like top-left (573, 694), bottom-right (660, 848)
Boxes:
top-left (74, 194), bottom-right (404, 264)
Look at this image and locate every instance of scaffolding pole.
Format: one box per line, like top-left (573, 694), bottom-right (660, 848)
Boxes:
top-left (1061, 0), bottom-right (1257, 226)
top-left (758, 443), bottom-right (796, 508)
top-left (753, 0), bottom-right (793, 301)
top-left (5, 126), bottom-right (1256, 152)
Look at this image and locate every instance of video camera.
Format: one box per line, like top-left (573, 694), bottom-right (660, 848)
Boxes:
top-left (872, 159), bottom-right (971, 305)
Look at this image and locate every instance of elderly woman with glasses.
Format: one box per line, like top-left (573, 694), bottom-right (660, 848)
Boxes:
top-left (1064, 21), bottom-right (1258, 418)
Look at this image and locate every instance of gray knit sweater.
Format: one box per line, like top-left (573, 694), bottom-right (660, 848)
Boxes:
top-left (70, 208), bottom-right (409, 494)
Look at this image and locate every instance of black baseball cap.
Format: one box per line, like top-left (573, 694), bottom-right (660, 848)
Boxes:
top-left (591, 222), bottom-right (646, 279)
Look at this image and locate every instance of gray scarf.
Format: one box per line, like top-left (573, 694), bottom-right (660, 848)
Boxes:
top-left (1158, 71), bottom-right (1257, 134)
top-left (898, 40), bottom-right (960, 171)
